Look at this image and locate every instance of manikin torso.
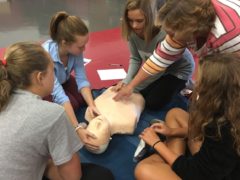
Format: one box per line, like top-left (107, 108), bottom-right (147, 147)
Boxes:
top-left (85, 87), bottom-right (145, 154)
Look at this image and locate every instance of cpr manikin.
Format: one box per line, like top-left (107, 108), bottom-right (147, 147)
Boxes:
top-left (85, 87), bottom-right (145, 154)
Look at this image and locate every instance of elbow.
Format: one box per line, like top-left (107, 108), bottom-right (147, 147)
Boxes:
top-left (60, 173), bottom-right (82, 180)
top-left (58, 153), bottom-right (82, 180)
top-left (59, 168), bottom-right (82, 180)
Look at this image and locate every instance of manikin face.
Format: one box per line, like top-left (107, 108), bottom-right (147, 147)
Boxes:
top-left (66, 34), bottom-right (89, 56)
top-left (127, 9), bottom-right (145, 37)
top-left (86, 115), bottom-right (111, 154)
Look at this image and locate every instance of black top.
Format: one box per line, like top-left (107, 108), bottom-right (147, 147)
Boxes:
top-left (172, 122), bottom-right (240, 180)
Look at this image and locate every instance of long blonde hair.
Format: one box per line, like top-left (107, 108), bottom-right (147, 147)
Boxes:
top-left (122, 0), bottom-right (159, 43)
top-left (189, 53), bottom-right (240, 155)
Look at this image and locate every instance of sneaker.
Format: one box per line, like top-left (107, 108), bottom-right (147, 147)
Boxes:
top-left (180, 88), bottom-right (193, 99)
top-left (133, 139), bottom-right (149, 163)
top-left (150, 119), bottom-right (165, 125)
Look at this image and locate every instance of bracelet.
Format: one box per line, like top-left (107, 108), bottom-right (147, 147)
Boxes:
top-left (75, 122), bottom-right (87, 132)
top-left (152, 140), bottom-right (161, 150)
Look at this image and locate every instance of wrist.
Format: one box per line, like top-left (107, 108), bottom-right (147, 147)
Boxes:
top-left (127, 83), bottom-right (134, 91)
top-left (152, 139), bottom-right (162, 150)
top-left (168, 129), bottom-right (174, 137)
top-left (75, 122), bottom-right (87, 132)
top-left (88, 101), bottom-right (96, 107)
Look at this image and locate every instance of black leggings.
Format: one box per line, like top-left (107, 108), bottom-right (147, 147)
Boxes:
top-left (140, 74), bottom-right (186, 110)
top-left (42, 163), bottom-right (114, 180)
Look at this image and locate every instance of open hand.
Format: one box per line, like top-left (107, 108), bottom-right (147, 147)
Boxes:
top-left (88, 105), bottom-right (101, 118)
top-left (151, 122), bottom-right (172, 137)
top-left (76, 128), bottom-right (99, 151)
top-left (139, 127), bottom-right (161, 147)
top-left (111, 81), bottom-right (126, 92)
top-left (113, 85), bottom-right (133, 101)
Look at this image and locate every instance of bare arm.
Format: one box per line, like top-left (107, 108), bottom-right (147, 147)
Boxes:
top-left (154, 141), bottom-right (179, 166)
top-left (80, 87), bottom-right (100, 117)
top-left (63, 101), bottom-right (79, 127)
top-left (46, 153), bottom-right (82, 180)
top-left (168, 127), bottom-right (188, 138)
top-left (58, 153), bottom-right (82, 180)
top-left (80, 87), bottom-right (95, 107)
top-left (151, 123), bottom-right (188, 138)
top-left (63, 101), bottom-right (99, 150)
top-left (140, 127), bottom-right (180, 166)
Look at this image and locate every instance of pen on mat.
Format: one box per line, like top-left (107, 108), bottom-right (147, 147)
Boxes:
top-left (109, 63), bottom-right (122, 66)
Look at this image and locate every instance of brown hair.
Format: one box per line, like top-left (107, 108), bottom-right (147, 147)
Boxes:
top-left (189, 53), bottom-right (240, 155)
top-left (0, 42), bottom-right (50, 111)
top-left (122, 0), bottom-right (159, 43)
top-left (49, 11), bottom-right (88, 44)
top-left (158, 0), bottom-right (215, 39)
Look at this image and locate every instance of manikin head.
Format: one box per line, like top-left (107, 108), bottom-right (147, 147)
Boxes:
top-left (86, 115), bottom-right (111, 154)
top-left (85, 87), bottom-right (145, 154)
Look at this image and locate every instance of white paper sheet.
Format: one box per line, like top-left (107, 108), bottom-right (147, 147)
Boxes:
top-left (97, 68), bottom-right (127, 80)
top-left (83, 58), bottom-right (92, 66)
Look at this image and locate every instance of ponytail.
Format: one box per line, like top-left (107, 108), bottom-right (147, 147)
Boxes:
top-left (49, 11), bottom-right (88, 44)
top-left (49, 11), bottom-right (69, 42)
top-left (0, 60), bottom-right (12, 111)
top-left (0, 42), bottom-right (50, 112)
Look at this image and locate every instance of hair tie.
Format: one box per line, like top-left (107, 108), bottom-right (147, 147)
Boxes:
top-left (1, 59), bottom-right (7, 66)
top-left (152, 140), bottom-right (161, 150)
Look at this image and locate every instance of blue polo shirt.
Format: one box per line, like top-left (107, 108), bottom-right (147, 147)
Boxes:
top-left (42, 40), bottom-right (90, 105)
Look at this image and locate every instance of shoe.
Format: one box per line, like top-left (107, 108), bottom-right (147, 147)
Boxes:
top-left (133, 139), bottom-right (149, 163)
top-left (150, 119), bottom-right (165, 125)
top-left (180, 88), bottom-right (193, 99)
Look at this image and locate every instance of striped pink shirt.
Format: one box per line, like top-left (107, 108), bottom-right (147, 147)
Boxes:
top-left (143, 0), bottom-right (240, 75)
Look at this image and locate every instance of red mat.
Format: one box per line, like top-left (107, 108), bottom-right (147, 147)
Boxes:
top-left (84, 28), bottom-right (130, 89)
top-left (0, 28), bottom-right (130, 89)
top-left (0, 28), bottom-right (198, 88)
